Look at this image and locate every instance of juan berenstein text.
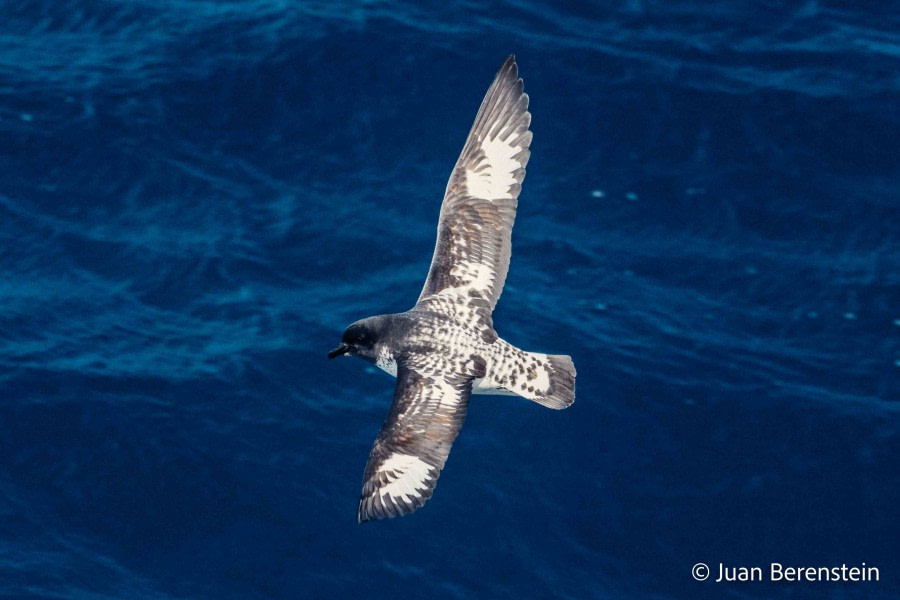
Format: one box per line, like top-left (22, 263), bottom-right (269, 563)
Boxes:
top-left (715, 562), bottom-right (879, 582)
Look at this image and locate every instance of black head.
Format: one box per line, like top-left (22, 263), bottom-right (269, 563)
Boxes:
top-left (328, 319), bottom-right (380, 360)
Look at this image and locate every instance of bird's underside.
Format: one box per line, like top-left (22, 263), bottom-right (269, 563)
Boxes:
top-left (340, 56), bottom-right (576, 523)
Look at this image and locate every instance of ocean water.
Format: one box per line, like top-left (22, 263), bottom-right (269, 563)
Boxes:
top-left (1, 1), bottom-right (898, 598)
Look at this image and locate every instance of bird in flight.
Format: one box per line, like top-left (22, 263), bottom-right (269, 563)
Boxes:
top-left (329, 55), bottom-right (575, 523)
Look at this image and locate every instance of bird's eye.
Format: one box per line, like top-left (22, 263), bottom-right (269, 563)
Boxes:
top-left (345, 327), bottom-right (367, 346)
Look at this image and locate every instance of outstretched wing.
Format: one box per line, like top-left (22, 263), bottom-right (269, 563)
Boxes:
top-left (416, 55), bottom-right (532, 312)
top-left (358, 360), bottom-right (474, 523)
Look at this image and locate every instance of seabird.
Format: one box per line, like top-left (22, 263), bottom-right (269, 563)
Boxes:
top-left (329, 55), bottom-right (576, 523)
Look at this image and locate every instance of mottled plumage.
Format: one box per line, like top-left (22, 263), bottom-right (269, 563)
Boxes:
top-left (329, 56), bottom-right (576, 523)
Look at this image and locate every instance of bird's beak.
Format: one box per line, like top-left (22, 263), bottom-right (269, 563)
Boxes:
top-left (328, 343), bottom-right (351, 359)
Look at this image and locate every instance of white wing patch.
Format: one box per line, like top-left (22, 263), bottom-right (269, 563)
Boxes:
top-left (445, 261), bottom-right (496, 296)
top-left (465, 135), bottom-right (524, 201)
top-left (376, 452), bottom-right (435, 502)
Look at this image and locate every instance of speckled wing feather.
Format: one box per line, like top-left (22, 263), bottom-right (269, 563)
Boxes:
top-left (417, 55), bottom-right (532, 312)
top-left (358, 359), bottom-right (475, 523)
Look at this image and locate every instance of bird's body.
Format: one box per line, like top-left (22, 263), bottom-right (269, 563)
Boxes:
top-left (364, 306), bottom-right (571, 401)
top-left (329, 55), bottom-right (575, 523)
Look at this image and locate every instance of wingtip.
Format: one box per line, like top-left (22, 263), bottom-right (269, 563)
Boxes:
top-left (357, 501), bottom-right (376, 524)
top-left (498, 54), bottom-right (518, 80)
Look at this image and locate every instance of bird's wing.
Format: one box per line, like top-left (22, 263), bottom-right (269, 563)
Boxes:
top-left (358, 357), bottom-right (475, 523)
top-left (416, 55), bottom-right (532, 313)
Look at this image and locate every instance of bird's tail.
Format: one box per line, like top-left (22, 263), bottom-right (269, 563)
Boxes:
top-left (477, 345), bottom-right (576, 409)
top-left (528, 353), bottom-right (576, 409)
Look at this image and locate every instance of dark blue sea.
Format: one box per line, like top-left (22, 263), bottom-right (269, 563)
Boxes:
top-left (1, 1), bottom-right (898, 598)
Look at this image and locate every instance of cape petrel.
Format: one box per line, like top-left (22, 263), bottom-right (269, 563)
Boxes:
top-left (329, 55), bottom-right (576, 523)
